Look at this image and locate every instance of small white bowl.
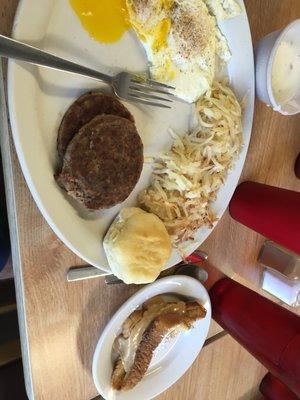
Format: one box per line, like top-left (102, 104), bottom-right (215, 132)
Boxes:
top-left (255, 19), bottom-right (300, 115)
top-left (92, 275), bottom-right (211, 400)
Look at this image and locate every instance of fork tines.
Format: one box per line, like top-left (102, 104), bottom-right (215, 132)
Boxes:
top-left (128, 76), bottom-right (175, 109)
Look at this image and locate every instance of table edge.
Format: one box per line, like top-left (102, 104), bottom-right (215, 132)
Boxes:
top-left (0, 60), bottom-right (34, 400)
top-left (0, 57), bottom-right (225, 399)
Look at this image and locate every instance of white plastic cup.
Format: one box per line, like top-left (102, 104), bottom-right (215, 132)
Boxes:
top-left (255, 19), bottom-right (300, 115)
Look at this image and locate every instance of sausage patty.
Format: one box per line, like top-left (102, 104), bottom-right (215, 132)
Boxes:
top-left (56, 114), bottom-right (143, 210)
top-left (57, 92), bottom-right (134, 160)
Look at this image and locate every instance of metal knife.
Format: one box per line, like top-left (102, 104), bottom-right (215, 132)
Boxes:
top-left (67, 250), bottom-right (208, 284)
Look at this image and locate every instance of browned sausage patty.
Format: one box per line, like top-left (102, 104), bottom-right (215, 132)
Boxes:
top-left (56, 115), bottom-right (143, 210)
top-left (57, 92), bottom-right (134, 160)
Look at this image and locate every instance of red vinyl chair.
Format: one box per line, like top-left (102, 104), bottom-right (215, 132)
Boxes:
top-left (229, 181), bottom-right (300, 256)
top-left (209, 278), bottom-right (300, 398)
top-left (260, 373), bottom-right (299, 400)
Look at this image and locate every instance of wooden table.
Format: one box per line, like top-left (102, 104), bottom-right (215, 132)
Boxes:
top-left (0, 1), bottom-right (300, 399)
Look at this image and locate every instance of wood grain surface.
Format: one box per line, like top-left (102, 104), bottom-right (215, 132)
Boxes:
top-left (158, 334), bottom-right (267, 400)
top-left (202, 0), bottom-right (300, 284)
top-left (0, 1), bottom-right (299, 400)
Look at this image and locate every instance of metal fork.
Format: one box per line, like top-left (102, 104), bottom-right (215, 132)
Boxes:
top-left (0, 34), bottom-right (174, 109)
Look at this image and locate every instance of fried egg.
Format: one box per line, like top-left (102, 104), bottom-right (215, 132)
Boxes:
top-left (203, 0), bottom-right (241, 21)
top-left (70, 0), bottom-right (130, 44)
top-left (126, 0), bottom-right (217, 103)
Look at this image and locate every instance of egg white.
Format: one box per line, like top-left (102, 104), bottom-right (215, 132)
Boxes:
top-left (127, 0), bottom-right (218, 103)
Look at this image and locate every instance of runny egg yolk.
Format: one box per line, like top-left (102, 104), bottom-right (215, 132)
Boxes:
top-left (151, 18), bottom-right (171, 53)
top-left (70, 0), bottom-right (130, 44)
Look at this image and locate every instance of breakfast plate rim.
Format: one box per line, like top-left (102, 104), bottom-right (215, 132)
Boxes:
top-left (7, 0), bottom-right (255, 272)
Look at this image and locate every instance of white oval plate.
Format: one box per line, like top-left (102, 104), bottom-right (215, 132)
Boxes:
top-left (8, 0), bottom-right (254, 271)
top-left (92, 276), bottom-right (211, 400)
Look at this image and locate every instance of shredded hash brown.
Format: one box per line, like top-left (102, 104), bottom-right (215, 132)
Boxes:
top-left (139, 80), bottom-right (242, 246)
